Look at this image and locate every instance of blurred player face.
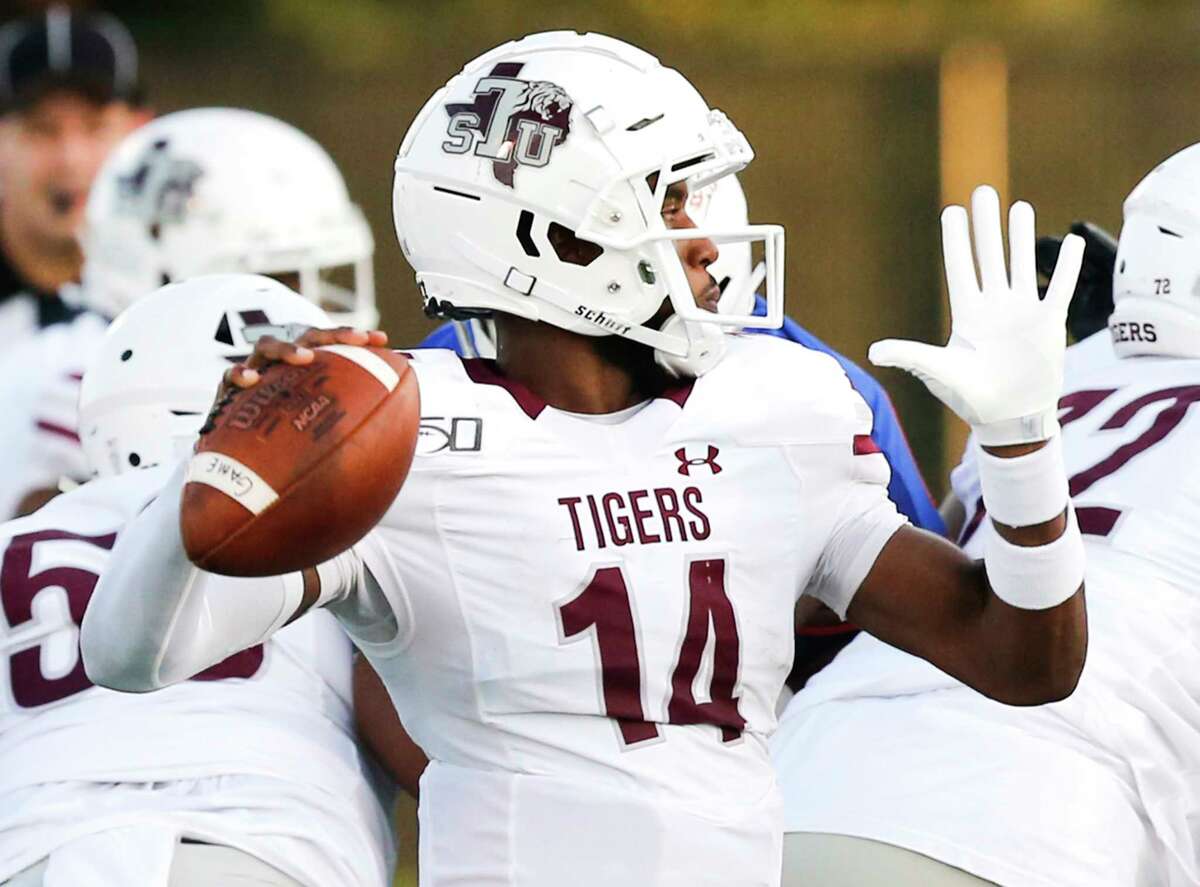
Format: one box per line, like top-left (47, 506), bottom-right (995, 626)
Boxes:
top-left (0, 91), bottom-right (147, 245)
top-left (660, 179), bottom-right (721, 313)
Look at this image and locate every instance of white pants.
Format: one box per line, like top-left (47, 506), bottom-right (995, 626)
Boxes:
top-left (4, 842), bottom-right (304, 887)
top-left (783, 833), bottom-right (998, 886)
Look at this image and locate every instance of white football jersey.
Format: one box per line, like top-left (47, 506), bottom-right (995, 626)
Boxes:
top-left (0, 466), bottom-right (393, 887)
top-left (773, 331), bottom-right (1200, 887)
top-left (0, 311), bottom-right (103, 518)
top-left (338, 335), bottom-right (906, 887)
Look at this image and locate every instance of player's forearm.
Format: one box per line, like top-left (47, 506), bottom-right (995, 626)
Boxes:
top-left (81, 464), bottom-right (305, 691)
top-left (973, 566), bottom-right (1086, 706)
top-left (970, 436), bottom-right (1086, 703)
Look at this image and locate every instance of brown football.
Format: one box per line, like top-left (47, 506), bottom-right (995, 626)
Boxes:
top-left (180, 346), bottom-right (418, 577)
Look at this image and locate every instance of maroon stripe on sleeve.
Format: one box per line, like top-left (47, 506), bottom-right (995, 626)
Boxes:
top-left (36, 420), bottom-right (80, 443)
top-left (852, 434), bottom-right (881, 455)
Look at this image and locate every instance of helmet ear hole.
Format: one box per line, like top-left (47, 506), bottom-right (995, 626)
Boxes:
top-left (127, 452), bottom-right (141, 467)
top-left (547, 222), bottom-right (603, 267)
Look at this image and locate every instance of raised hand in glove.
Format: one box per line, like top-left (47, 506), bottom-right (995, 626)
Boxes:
top-left (869, 185), bottom-right (1084, 447)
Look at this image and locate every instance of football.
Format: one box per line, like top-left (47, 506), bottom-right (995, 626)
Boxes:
top-left (180, 346), bottom-right (419, 576)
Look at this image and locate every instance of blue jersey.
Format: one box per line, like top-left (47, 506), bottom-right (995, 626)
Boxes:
top-left (418, 298), bottom-right (943, 534)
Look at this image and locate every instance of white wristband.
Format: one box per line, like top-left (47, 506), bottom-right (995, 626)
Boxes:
top-left (984, 507), bottom-right (1085, 610)
top-left (976, 433), bottom-right (1070, 527)
top-left (314, 546), bottom-right (362, 609)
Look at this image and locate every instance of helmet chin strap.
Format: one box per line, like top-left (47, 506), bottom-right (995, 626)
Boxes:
top-left (653, 315), bottom-right (726, 378)
top-left (1109, 296), bottom-right (1200, 359)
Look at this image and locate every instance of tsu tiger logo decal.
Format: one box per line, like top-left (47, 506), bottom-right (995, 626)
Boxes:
top-left (116, 138), bottom-right (204, 238)
top-left (442, 62), bottom-right (573, 188)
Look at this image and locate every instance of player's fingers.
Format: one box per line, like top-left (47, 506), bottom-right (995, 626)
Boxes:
top-left (246, 335), bottom-right (314, 369)
top-left (941, 204), bottom-right (978, 314)
top-left (868, 339), bottom-right (953, 378)
top-left (224, 364), bottom-right (261, 390)
top-left (365, 329), bottom-right (389, 347)
top-left (970, 185), bottom-right (1008, 294)
top-left (1008, 200), bottom-right (1037, 296)
top-left (296, 326), bottom-right (375, 349)
top-left (1045, 232), bottom-right (1085, 312)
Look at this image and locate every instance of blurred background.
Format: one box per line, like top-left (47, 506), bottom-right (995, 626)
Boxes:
top-left (8, 0), bottom-right (1200, 882)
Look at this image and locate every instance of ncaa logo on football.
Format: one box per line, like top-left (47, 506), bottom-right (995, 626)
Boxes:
top-left (442, 62), bottom-right (573, 187)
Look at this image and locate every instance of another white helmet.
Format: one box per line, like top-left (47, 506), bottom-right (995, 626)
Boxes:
top-left (393, 31), bottom-right (784, 377)
top-left (78, 108), bottom-right (377, 327)
top-left (1111, 142), bottom-right (1200, 358)
top-left (78, 273), bottom-right (330, 477)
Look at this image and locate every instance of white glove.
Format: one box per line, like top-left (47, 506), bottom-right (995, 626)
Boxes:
top-left (869, 185), bottom-right (1085, 447)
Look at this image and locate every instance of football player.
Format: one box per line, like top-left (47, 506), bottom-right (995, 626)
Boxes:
top-left (0, 275), bottom-right (392, 887)
top-left (0, 6), bottom-right (149, 342)
top-left (84, 33), bottom-right (1088, 887)
top-left (0, 106), bottom-right (376, 518)
top-left (771, 144), bottom-right (1200, 886)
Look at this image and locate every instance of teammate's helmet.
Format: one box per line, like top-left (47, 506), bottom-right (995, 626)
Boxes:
top-left (78, 108), bottom-right (377, 327)
top-left (1111, 142), bottom-right (1200, 358)
top-left (393, 31), bottom-right (784, 377)
top-left (78, 274), bottom-right (329, 477)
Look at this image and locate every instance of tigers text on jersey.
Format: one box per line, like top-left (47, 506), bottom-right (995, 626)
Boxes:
top-left (0, 466), bottom-right (392, 887)
top-left (773, 331), bottom-right (1200, 887)
top-left (340, 335), bottom-right (906, 887)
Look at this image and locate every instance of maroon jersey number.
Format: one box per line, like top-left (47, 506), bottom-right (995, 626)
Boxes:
top-left (961, 385), bottom-right (1200, 545)
top-left (2, 529), bottom-right (263, 709)
top-left (558, 557), bottom-right (744, 748)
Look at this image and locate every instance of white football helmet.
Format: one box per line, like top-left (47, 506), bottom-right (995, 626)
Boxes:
top-left (393, 31), bottom-right (784, 377)
top-left (78, 107), bottom-right (377, 327)
top-left (1111, 142), bottom-right (1200, 358)
top-left (78, 273), bottom-right (330, 478)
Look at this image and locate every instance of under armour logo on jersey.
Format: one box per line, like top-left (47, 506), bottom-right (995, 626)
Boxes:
top-left (442, 62), bottom-right (573, 187)
top-left (116, 138), bottom-right (204, 238)
top-left (675, 445), bottom-right (722, 476)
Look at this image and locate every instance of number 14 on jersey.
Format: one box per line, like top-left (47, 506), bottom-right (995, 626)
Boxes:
top-left (557, 558), bottom-right (746, 747)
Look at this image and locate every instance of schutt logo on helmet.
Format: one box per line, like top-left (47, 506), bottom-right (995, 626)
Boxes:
top-left (442, 62), bottom-right (573, 187)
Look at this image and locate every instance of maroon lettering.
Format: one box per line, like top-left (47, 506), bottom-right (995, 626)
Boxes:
top-left (1058, 389), bottom-right (1117, 428)
top-left (558, 567), bottom-right (659, 745)
top-left (602, 493), bottom-right (634, 546)
top-left (1070, 385), bottom-right (1200, 497)
top-left (2, 530), bottom-right (115, 707)
top-left (585, 495), bottom-right (607, 549)
top-left (628, 490), bottom-right (660, 544)
top-left (560, 487), bottom-right (714, 550)
top-left (667, 558), bottom-right (745, 742)
top-left (682, 486), bottom-right (711, 540)
top-left (655, 487), bottom-right (685, 543)
top-left (558, 497), bottom-right (586, 551)
top-left (2, 529), bottom-right (264, 708)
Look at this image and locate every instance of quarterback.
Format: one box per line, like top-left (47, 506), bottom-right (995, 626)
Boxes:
top-left (86, 32), bottom-right (1087, 886)
top-left (772, 144), bottom-right (1200, 887)
top-left (2, 276), bottom-right (392, 887)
